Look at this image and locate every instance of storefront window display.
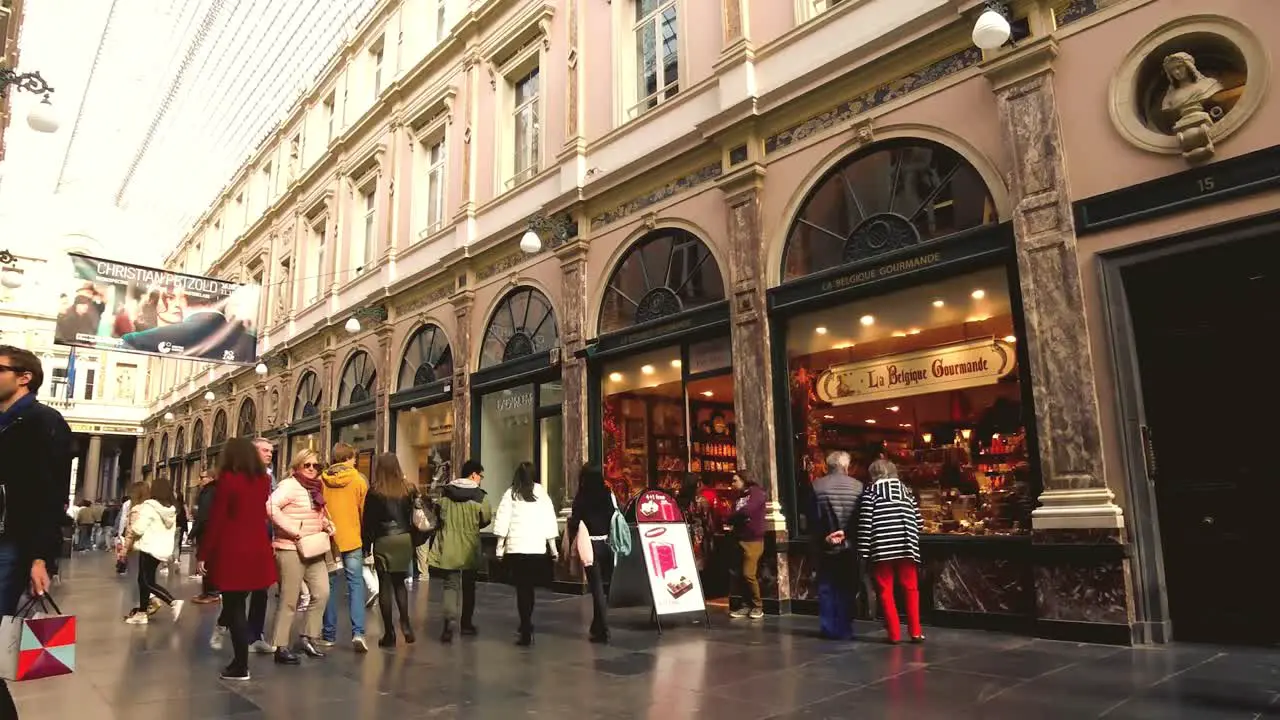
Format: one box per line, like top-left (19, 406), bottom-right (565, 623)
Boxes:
top-left (474, 287), bottom-right (563, 508)
top-left (334, 351), bottom-right (379, 474)
top-left (288, 431), bottom-right (321, 463)
top-left (785, 266), bottom-right (1033, 537)
top-left (395, 403), bottom-right (453, 489)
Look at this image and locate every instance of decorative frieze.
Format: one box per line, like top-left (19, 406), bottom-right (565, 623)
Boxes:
top-left (394, 281), bottom-right (453, 315)
top-left (764, 47), bottom-right (982, 155)
top-left (589, 162), bottom-right (724, 231)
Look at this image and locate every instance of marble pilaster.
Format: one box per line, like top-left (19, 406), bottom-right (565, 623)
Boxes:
top-left (374, 326), bottom-right (394, 453)
top-left (722, 167), bottom-right (790, 612)
top-left (556, 235), bottom-right (589, 509)
top-left (450, 290), bottom-right (475, 463)
top-left (319, 350), bottom-right (336, 455)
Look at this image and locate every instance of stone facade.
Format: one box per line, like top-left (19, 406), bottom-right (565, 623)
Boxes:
top-left (137, 0), bottom-right (1280, 643)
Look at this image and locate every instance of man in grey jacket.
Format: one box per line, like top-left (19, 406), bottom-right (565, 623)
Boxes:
top-left (810, 451), bottom-right (863, 640)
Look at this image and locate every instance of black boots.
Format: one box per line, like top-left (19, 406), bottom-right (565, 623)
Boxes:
top-left (401, 620), bottom-right (416, 645)
top-left (516, 625), bottom-right (533, 647)
top-left (440, 620), bottom-right (454, 644)
top-left (274, 647), bottom-right (300, 665)
top-left (379, 630), bottom-right (397, 648)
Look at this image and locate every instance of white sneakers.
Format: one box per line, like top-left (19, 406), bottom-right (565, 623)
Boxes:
top-left (250, 639), bottom-right (274, 654)
top-left (352, 635), bottom-right (369, 653)
top-left (170, 600), bottom-right (185, 622)
top-left (124, 612), bottom-right (149, 625)
top-left (210, 625), bottom-right (228, 650)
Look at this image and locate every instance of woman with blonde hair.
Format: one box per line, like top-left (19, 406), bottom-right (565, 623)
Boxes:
top-left (266, 448), bottom-right (334, 665)
top-left (121, 478), bottom-right (182, 625)
top-left (362, 454), bottom-right (419, 647)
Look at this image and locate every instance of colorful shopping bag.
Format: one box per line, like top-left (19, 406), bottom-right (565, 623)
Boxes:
top-left (0, 594), bottom-right (74, 681)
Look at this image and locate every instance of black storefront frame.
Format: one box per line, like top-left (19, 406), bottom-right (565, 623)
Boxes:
top-left (284, 415), bottom-right (322, 465)
top-left (331, 398), bottom-right (377, 470)
top-left (469, 351), bottom-right (564, 492)
top-left (766, 222), bottom-right (1046, 630)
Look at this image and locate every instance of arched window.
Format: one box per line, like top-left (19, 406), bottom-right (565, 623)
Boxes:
top-left (237, 399), bottom-right (257, 437)
top-left (158, 433), bottom-right (169, 461)
top-left (211, 410), bottom-right (229, 445)
top-left (191, 420), bottom-right (205, 453)
top-left (338, 351), bottom-right (378, 406)
top-left (146, 439), bottom-right (155, 465)
top-left (398, 324), bottom-right (453, 390)
top-left (479, 287), bottom-right (558, 369)
top-left (782, 139), bottom-right (996, 282)
top-left (173, 429), bottom-right (186, 460)
top-left (599, 227), bottom-right (725, 334)
top-left (294, 371), bottom-right (321, 420)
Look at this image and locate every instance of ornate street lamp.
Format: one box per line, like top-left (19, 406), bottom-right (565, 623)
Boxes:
top-left (972, 1), bottom-right (1013, 51)
top-left (519, 212), bottom-right (576, 254)
top-left (0, 250), bottom-right (22, 289)
top-left (0, 67), bottom-right (59, 133)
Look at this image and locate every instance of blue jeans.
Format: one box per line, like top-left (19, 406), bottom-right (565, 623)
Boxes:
top-left (0, 540), bottom-right (24, 616)
top-left (322, 549), bottom-right (366, 641)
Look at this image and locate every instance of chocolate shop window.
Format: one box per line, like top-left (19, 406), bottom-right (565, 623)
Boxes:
top-left (786, 266), bottom-right (1034, 537)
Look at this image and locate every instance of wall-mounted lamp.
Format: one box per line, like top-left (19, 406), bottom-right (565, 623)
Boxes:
top-left (519, 212), bottom-right (577, 254)
top-left (203, 390), bottom-right (216, 402)
top-left (972, 1), bottom-right (1013, 51)
top-left (163, 411), bottom-right (175, 421)
top-left (345, 305), bottom-right (388, 334)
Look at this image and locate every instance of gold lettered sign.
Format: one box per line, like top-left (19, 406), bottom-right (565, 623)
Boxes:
top-left (816, 338), bottom-right (1016, 406)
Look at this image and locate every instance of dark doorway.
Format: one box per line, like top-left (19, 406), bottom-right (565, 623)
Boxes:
top-left (1123, 231), bottom-right (1280, 645)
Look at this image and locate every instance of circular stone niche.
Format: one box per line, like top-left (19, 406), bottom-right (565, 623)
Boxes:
top-left (1109, 16), bottom-right (1268, 158)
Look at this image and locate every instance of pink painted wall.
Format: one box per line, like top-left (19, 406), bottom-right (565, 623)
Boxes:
top-left (748, 0), bottom-right (798, 48)
top-left (1055, 0), bottom-right (1279, 200)
top-left (682, 0), bottom-right (723, 93)
top-left (581, 1), bottom-right (615, 141)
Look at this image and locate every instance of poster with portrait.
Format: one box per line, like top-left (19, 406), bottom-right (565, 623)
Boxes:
top-left (55, 254), bottom-right (262, 365)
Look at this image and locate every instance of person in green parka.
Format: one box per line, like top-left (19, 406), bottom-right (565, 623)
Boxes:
top-left (426, 458), bottom-right (493, 643)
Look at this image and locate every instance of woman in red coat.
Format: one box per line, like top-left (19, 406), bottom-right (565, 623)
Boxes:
top-left (197, 437), bottom-right (277, 681)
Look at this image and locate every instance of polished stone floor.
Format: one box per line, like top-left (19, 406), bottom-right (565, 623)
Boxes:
top-left (10, 553), bottom-right (1280, 719)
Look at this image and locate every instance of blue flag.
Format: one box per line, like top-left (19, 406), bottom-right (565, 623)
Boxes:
top-left (65, 349), bottom-right (77, 400)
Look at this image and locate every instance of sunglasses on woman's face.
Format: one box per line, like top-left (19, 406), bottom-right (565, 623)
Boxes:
top-left (301, 462), bottom-right (321, 470)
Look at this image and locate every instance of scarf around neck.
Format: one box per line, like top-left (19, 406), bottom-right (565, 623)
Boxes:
top-left (294, 471), bottom-right (327, 512)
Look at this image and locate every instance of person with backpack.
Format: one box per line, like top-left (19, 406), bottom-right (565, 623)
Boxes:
top-left (425, 459), bottom-right (492, 643)
top-left (566, 464), bottom-right (619, 644)
top-left (492, 461), bottom-right (559, 647)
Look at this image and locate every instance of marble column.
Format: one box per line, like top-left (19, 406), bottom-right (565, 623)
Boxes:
top-left (556, 238), bottom-right (589, 510)
top-left (319, 350), bottom-right (336, 455)
top-left (985, 37), bottom-right (1132, 636)
top-left (83, 434), bottom-right (103, 501)
top-left (374, 326), bottom-right (394, 453)
top-left (450, 289), bottom-right (475, 463)
top-left (722, 167), bottom-right (790, 613)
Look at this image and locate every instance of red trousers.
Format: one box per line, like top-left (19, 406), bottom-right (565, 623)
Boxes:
top-left (871, 558), bottom-right (922, 642)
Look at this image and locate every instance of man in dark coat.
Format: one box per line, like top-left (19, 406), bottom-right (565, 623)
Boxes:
top-left (190, 472), bottom-right (221, 604)
top-left (810, 450), bottom-right (863, 640)
top-left (0, 346), bottom-right (72, 716)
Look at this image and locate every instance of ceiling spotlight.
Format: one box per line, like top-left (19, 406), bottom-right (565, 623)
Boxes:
top-left (815, 327), bottom-right (828, 335)
top-left (832, 342), bottom-right (854, 350)
top-left (887, 406), bottom-right (900, 412)
top-left (860, 315), bottom-right (875, 326)
top-left (255, 362), bottom-right (268, 375)
top-left (163, 411), bottom-right (175, 421)
top-left (900, 423), bottom-right (912, 428)
top-left (971, 289), bottom-right (986, 300)
top-left (932, 299), bottom-right (945, 308)
top-left (608, 372), bottom-right (623, 382)
top-left (1003, 335), bottom-right (1017, 343)
top-left (203, 391), bottom-right (215, 402)
top-left (908, 328), bottom-right (921, 335)
top-left (670, 359), bottom-right (681, 368)
top-left (640, 364), bottom-right (655, 375)
top-left (865, 419), bottom-right (876, 424)
top-left (892, 331), bottom-right (907, 338)
top-left (823, 415), bottom-right (835, 420)
top-left (701, 390), bottom-right (713, 397)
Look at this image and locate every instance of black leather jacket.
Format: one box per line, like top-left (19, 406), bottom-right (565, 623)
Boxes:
top-left (361, 491), bottom-right (415, 550)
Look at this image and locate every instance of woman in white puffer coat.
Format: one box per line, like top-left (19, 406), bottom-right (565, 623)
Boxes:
top-left (122, 477), bottom-right (184, 625)
top-left (492, 462), bottom-right (560, 647)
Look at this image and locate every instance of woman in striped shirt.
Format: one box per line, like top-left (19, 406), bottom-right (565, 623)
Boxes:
top-left (857, 458), bottom-right (924, 644)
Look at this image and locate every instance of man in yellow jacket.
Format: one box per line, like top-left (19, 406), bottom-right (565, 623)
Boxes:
top-left (320, 442), bottom-right (369, 652)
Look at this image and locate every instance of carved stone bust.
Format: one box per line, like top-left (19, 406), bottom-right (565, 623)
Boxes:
top-left (1160, 52), bottom-right (1224, 116)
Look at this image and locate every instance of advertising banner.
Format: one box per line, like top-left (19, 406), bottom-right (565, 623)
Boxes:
top-left (54, 254), bottom-right (261, 365)
top-left (816, 337), bottom-right (1016, 406)
top-left (637, 522), bottom-right (707, 616)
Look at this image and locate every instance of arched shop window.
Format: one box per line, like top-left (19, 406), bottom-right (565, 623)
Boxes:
top-left (173, 429), bottom-right (186, 460)
top-left (398, 324), bottom-right (453, 390)
top-left (599, 228), bottom-right (726, 334)
top-left (338, 351), bottom-right (378, 406)
top-left (237, 399), bottom-right (257, 437)
top-left (479, 287), bottom-right (559, 368)
top-left (191, 420), bottom-right (205, 454)
top-left (779, 139), bottom-right (1031, 538)
top-left (146, 439), bottom-right (155, 466)
top-left (158, 433), bottom-right (169, 462)
top-left (782, 139), bottom-right (996, 282)
top-left (293, 371), bottom-right (322, 420)
top-left (210, 410), bottom-right (229, 445)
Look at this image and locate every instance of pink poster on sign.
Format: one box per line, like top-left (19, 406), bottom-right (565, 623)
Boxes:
top-left (635, 489), bottom-right (683, 523)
